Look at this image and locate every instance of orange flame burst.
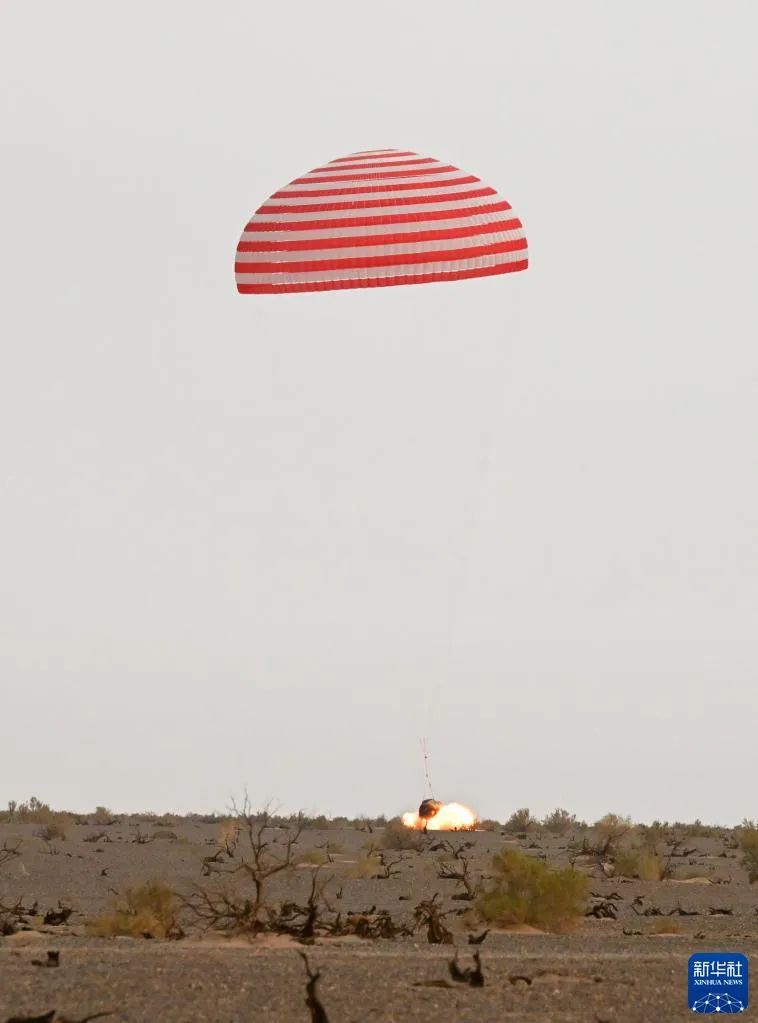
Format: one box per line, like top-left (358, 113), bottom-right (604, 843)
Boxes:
top-left (401, 802), bottom-right (478, 831)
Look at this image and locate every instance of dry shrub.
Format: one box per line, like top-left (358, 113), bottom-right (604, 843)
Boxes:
top-left (92, 806), bottom-right (116, 825)
top-left (296, 849), bottom-right (328, 866)
top-left (381, 818), bottom-right (424, 851)
top-left (151, 829), bottom-right (178, 842)
top-left (129, 812), bottom-right (158, 826)
top-left (300, 814), bottom-right (335, 829)
top-left (739, 827), bottom-right (758, 883)
top-left (476, 849), bottom-right (587, 933)
top-left (15, 796), bottom-right (51, 821)
top-left (0, 841), bottom-right (22, 870)
top-left (35, 819), bottom-right (69, 843)
top-left (670, 820), bottom-right (720, 839)
top-left (88, 882), bottom-right (181, 938)
top-left (635, 851), bottom-right (663, 881)
top-left (2, 801), bottom-right (18, 824)
top-left (613, 849), bottom-right (637, 878)
top-left (595, 813), bottom-right (633, 840)
top-left (504, 808), bottom-right (536, 833)
top-left (588, 813), bottom-right (634, 858)
top-left (648, 918), bottom-right (681, 935)
top-left (181, 802), bottom-right (305, 935)
top-left (13, 798), bottom-right (71, 839)
top-left (83, 830), bottom-right (108, 844)
top-left (217, 819), bottom-right (239, 854)
top-left (351, 855), bottom-right (382, 879)
top-left (477, 819), bottom-right (500, 833)
top-left (542, 808), bottom-right (577, 835)
top-left (615, 849), bottom-right (663, 881)
top-left (675, 865), bottom-right (713, 880)
top-left (354, 814), bottom-right (386, 833)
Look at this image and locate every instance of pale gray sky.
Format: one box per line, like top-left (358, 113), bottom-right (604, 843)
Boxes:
top-left (1, 1), bottom-right (756, 824)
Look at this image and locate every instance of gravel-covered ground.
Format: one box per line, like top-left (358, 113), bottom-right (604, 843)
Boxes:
top-left (1, 818), bottom-right (755, 1022)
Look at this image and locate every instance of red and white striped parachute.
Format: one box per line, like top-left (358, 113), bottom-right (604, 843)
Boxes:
top-left (235, 149), bottom-right (528, 294)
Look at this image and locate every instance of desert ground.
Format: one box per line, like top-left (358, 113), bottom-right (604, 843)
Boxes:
top-left (1, 810), bottom-right (756, 1022)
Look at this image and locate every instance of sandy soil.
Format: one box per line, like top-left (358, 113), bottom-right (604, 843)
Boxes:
top-left (1, 818), bottom-right (755, 1022)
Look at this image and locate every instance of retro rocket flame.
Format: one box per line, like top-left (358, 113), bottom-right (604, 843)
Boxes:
top-left (401, 802), bottom-right (478, 831)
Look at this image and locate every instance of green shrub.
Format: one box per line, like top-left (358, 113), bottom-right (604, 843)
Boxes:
top-left (476, 849), bottom-right (587, 933)
top-left (87, 882), bottom-right (181, 938)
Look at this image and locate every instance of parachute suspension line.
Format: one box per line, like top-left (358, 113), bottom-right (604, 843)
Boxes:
top-left (422, 435), bottom-right (493, 785)
top-left (445, 423), bottom-right (495, 684)
top-left (428, 336), bottom-right (506, 788)
top-left (421, 737), bottom-right (435, 799)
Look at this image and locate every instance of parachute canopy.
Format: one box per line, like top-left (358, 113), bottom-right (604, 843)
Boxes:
top-left (235, 149), bottom-right (528, 294)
